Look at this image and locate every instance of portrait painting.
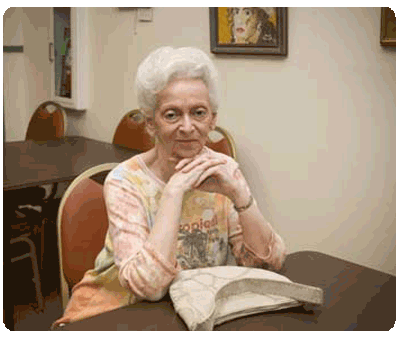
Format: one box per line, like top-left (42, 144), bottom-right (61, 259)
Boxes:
top-left (210, 7), bottom-right (287, 55)
top-left (380, 7), bottom-right (396, 47)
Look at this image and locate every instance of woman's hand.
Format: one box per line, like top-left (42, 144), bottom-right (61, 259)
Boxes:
top-left (175, 149), bottom-right (250, 205)
top-left (165, 152), bottom-right (227, 196)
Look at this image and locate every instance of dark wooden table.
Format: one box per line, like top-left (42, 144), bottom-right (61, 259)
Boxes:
top-left (3, 136), bottom-right (140, 331)
top-left (3, 136), bottom-right (140, 191)
top-left (59, 251), bottom-right (395, 331)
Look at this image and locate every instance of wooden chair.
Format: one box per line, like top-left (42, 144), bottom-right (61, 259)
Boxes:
top-left (112, 109), bottom-right (154, 151)
top-left (206, 126), bottom-right (237, 160)
top-left (25, 100), bottom-right (67, 142)
top-left (23, 100), bottom-right (68, 202)
top-left (57, 163), bottom-right (118, 309)
top-left (113, 109), bottom-right (236, 160)
top-left (4, 101), bottom-right (68, 325)
top-left (3, 207), bottom-right (45, 324)
top-left (13, 101), bottom-right (68, 268)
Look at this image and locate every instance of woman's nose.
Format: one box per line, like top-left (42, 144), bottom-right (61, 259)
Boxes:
top-left (179, 114), bottom-right (194, 133)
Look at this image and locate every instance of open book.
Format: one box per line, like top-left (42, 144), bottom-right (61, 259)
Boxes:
top-left (169, 266), bottom-right (324, 331)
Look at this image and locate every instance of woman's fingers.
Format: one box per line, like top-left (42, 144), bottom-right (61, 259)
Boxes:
top-left (175, 153), bottom-right (208, 171)
top-left (169, 155), bottom-right (227, 194)
top-left (175, 157), bottom-right (193, 171)
top-left (193, 165), bottom-right (221, 188)
top-left (175, 147), bottom-right (228, 172)
top-left (171, 150), bottom-right (240, 195)
top-left (181, 156), bottom-right (226, 174)
top-left (184, 158), bottom-right (223, 184)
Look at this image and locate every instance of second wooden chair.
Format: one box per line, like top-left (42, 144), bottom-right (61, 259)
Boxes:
top-left (112, 109), bottom-right (154, 151)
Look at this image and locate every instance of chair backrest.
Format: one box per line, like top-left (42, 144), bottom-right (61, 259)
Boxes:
top-left (25, 101), bottom-right (67, 141)
top-left (206, 126), bottom-right (237, 160)
top-left (57, 163), bottom-right (118, 309)
top-left (112, 109), bottom-right (154, 151)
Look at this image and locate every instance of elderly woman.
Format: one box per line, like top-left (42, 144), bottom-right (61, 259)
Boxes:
top-left (52, 46), bottom-right (286, 329)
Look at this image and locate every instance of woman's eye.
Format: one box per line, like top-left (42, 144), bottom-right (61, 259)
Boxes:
top-left (192, 109), bottom-right (207, 119)
top-left (245, 9), bottom-right (251, 16)
top-left (164, 110), bottom-right (179, 121)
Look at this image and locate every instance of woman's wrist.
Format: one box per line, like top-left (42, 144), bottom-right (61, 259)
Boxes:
top-left (163, 184), bottom-right (185, 200)
top-left (234, 195), bottom-right (254, 213)
top-left (230, 183), bottom-right (252, 210)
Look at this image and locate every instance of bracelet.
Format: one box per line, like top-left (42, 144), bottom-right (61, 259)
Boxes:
top-left (234, 195), bottom-right (254, 213)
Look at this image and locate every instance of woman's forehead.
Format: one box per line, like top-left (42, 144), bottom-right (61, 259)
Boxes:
top-left (157, 79), bottom-right (211, 107)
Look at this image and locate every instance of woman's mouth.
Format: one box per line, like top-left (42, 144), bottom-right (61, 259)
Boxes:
top-left (236, 27), bottom-right (245, 35)
top-left (176, 140), bottom-right (199, 148)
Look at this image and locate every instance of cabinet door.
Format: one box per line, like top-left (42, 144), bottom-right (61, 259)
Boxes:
top-left (50, 7), bottom-right (89, 110)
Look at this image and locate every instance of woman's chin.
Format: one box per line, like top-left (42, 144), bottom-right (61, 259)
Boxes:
top-left (173, 145), bottom-right (203, 159)
top-left (176, 149), bottom-right (200, 159)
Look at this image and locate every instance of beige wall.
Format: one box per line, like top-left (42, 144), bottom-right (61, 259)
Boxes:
top-left (4, 7), bottom-right (52, 141)
top-left (4, 7), bottom-right (396, 275)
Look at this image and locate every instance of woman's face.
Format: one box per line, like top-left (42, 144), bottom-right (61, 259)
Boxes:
top-left (149, 78), bottom-right (217, 160)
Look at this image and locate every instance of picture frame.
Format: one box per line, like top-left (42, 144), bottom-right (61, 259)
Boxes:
top-left (209, 7), bottom-right (288, 56)
top-left (380, 7), bottom-right (396, 47)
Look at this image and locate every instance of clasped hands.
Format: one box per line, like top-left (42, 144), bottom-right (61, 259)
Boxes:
top-left (167, 148), bottom-right (248, 205)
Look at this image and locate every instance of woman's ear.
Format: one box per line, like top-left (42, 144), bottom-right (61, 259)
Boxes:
top-left (145, 114), bottom-right (156, 138)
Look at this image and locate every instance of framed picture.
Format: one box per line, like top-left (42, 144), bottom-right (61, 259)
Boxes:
top-left (380, 7), bottom-right (396, 47)
top-left (209, 7), bottom-right (288, 55)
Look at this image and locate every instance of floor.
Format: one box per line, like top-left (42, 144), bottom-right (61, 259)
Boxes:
top-left (6, 242), bottom-right (64, 331)
top-left (5, 201), bottom-right (64, 331)
top-left (13, 291), bottom-right (63, 331)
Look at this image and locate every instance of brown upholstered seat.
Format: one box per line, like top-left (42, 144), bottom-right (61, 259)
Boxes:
top-left (26, 101), bottom-right (67, 141)
top-left (5, 101), bottom-right (68, 305)
top-left (112, 109), bottom-right (154, 151)
top-left (24, 100), bottom-right (67, 200)
top-left (57, 163), bottom-right (119, 308)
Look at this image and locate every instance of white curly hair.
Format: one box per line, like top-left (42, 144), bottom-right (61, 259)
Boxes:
top-left (135, 46), bottom-right (220, 117)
